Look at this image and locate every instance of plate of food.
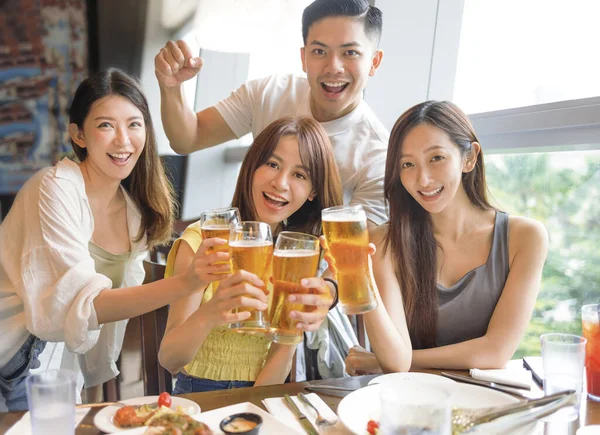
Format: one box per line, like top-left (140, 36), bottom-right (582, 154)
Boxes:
top-left (338, 381), bottom-right (537, 435)
top-left (109, 410), bottom-right (213, 435)
top-left (94, 392), bottom-right (202, 433)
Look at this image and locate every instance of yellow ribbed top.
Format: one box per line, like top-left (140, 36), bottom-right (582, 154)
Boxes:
top-left (165, 221), bottom-right (272, 381)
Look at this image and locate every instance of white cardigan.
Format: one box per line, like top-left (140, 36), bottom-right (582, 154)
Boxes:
top-left (0, 158), bottom-right (148, 381)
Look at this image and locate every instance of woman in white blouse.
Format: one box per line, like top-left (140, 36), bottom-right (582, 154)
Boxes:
top-left (0, 69), bottom-right (234, 411)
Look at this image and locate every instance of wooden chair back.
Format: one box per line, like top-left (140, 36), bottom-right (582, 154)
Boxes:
top-left (139, 260), bottom-right (172, 395)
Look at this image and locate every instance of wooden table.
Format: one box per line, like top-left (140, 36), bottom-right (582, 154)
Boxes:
top-left (1, 372), bottom-right (598, 434)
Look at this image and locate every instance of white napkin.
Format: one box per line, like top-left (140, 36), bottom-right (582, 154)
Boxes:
top-left (263, 392), bottom-right (348, 434)
top-left (470, 368), bottom-right (533, 389)
top-left (5, 407), bottom-right (90, 435)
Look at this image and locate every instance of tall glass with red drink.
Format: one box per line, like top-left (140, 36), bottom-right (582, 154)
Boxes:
top-left (582, 303), bottom-right (600, 401)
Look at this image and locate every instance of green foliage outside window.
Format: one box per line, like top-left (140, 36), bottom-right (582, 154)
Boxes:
top-left (485, 152), bottom-right (600, 358)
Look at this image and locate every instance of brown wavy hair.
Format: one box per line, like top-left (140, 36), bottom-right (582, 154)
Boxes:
top-left (69, 68), bottom-right (175, 249)
top-left (231, 116), bottom-right (343, 236)
top-left (384, 101), bottom-right (493, 349)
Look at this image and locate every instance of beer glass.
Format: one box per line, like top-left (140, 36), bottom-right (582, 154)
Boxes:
top-left (322, 205), bottom-right (378, 314)
top-left (200, 207), bottom-right (241, 290)
top-left (229, 221), bottom-right (273, 332)
top-left (269, 232), bottom-right (320, 344)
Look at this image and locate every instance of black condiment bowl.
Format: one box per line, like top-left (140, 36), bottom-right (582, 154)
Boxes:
top-left (219, 412), bottom-right (263, 435)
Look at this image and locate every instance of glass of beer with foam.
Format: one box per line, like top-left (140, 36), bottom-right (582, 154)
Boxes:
top-left (269, 231), bottom-right (320, 344)
top-left (228, 221), bottom-right (273, 332)
top-left (200, 207), bottom-right (241, 290)
top-left (322, 205), bottom-right (378, 314)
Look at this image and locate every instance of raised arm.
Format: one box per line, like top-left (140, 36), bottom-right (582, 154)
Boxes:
top-left (411, 216), bottom-right (549, 370)
top-left (18, 177), bottom-right (216, 354)
top-left (360, 226), bottom-right (412, 373)
top-left (254, 343), bottom-right (296, 386)
top-left (155, 40), bottom-right (236, 154)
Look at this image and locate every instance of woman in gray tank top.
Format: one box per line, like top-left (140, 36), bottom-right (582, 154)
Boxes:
top-left (344, 101), bottom-right (548, 375)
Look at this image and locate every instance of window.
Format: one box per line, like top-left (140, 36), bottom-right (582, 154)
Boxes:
top-left (485, 151), bottom-right (600, 357)
top-left (451, 0), bottom-right (600, 358)
top-left (454, 0), bottom-right (600, 114)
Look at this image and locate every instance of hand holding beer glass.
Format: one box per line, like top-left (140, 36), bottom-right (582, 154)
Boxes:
top-left (200, 207), bottom-right (241, 290)
top-left (228, 221), bottom-right (273, 332)
top-left (269, 231), bottom-right (320, 344)
top-left (322, 205), bottom-right (378, 314)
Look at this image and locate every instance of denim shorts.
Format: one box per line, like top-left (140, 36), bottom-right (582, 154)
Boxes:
top-left (0, 335), bottom-right (46, 412)
top-left (172, 372), bottom-right (254, 394)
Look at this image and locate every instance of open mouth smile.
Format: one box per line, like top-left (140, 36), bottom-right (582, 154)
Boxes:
top-left (263, 192), bottom-right (289, 208)
top-left (320, 81), bottom-right (349, 96)
top-left (107, 152), bottom-right (132, 165)
top-left (418, 186), bottom-right (443, 200)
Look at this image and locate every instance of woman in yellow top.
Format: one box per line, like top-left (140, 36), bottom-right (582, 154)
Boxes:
top-left (158, 117), bottom-right (343, 392)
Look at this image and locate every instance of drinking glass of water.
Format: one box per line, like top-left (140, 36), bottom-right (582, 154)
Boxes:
top-left (26, 369), bottom-right (76, 435)
top-left (378, 380), bottom-right (451, 435)
top-left (540, 333), bottom-right (586, 422)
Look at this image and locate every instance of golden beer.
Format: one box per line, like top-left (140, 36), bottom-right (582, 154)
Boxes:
top-left (270, 249), bottom-right (320, 344)
top-left (322, 206), bottom-right (378, 314)
top-left (200, 225), bottom-right (231, 291)
top-left (229, 239), bottom-right (273, 332)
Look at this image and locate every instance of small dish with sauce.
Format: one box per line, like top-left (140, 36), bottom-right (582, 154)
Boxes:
top-left (219, 412), bottom-right (263, 435)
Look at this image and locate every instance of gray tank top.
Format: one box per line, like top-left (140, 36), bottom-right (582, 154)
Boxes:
top-left (436, 211), bottom-right (509, 347)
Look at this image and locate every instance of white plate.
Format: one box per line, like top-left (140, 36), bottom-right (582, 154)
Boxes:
top-left (368, 372), bottom-right (456, 386)
top-left (194, 401), bottom-right (303, 435)
top-left (338, 381), bottom-right (537, 435)
top-left (93, 395), bottom-right (201, 433)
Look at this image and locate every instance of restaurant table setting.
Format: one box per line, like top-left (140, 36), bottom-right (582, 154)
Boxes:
top-left (262, 392), bottom-right (341, 434)
top-left (1, 368), bottom-right (599, 434)
top-left (1, 209), bottom-right (598, 434)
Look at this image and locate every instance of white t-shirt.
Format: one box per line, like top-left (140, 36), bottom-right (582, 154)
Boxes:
top-left (215, 74), bottom-right (389, 225)
top-left (0, 158), bottom-right (148, 375)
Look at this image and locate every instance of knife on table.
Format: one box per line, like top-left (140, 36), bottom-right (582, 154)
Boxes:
top-left (441, 372), bottom-right (531, 398)
top-left (284, 394), bottom-right (319, 435)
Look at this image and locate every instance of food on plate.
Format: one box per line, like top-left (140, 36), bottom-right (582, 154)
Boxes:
top-left (219, 412), bottom-right (263, 435)
top-left (144, 408), bottom-right (213, 435)
top-left (222, 418), bottom-right (258, 432)
top-left (158, 392), bottom-right (173, 408)
top-left (367, 419), bottom-right (379, 435)
top-left (114, 392), bottom-right (204, 431)
top-left (114, 404), bottom-right (157, 428)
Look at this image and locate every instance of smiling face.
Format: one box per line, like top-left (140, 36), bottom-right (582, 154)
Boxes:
top-left (399, 123), bottom-right (478, 214)
top-left (301, 16), bottom-right (382, 122)
top-left (251, 135), bottom-right (316, 226)
top-left (69, 94), bottom-right (146, 183)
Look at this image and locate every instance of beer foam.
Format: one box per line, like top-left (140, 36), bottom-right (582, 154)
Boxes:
top-left (274, 249), bottom-right (319, 258)
top-left (322, 210), bottom-right (366, 222)
top-left (229, 240), bottom-right (273, 248)
top-left (201, 224), bottom-right (231, 230)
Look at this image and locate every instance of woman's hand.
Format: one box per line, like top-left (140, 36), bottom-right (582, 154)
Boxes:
top-left (196, 270), bottom-right (268, 328)
top-left (184, 238), bottom-right (231, 293)
top-left (319, 236), bottom-right (337, 276)
top-left (345, 345), bottom-right (383, 376)
top-left (288, 277), bottom-right (333, 332)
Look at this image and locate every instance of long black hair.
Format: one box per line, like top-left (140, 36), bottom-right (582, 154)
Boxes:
top-left (384, 101), bottom-right (492, 348)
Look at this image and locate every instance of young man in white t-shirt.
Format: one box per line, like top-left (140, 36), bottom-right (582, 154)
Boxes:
top-left (155, 0), bottom-right (387, 225)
